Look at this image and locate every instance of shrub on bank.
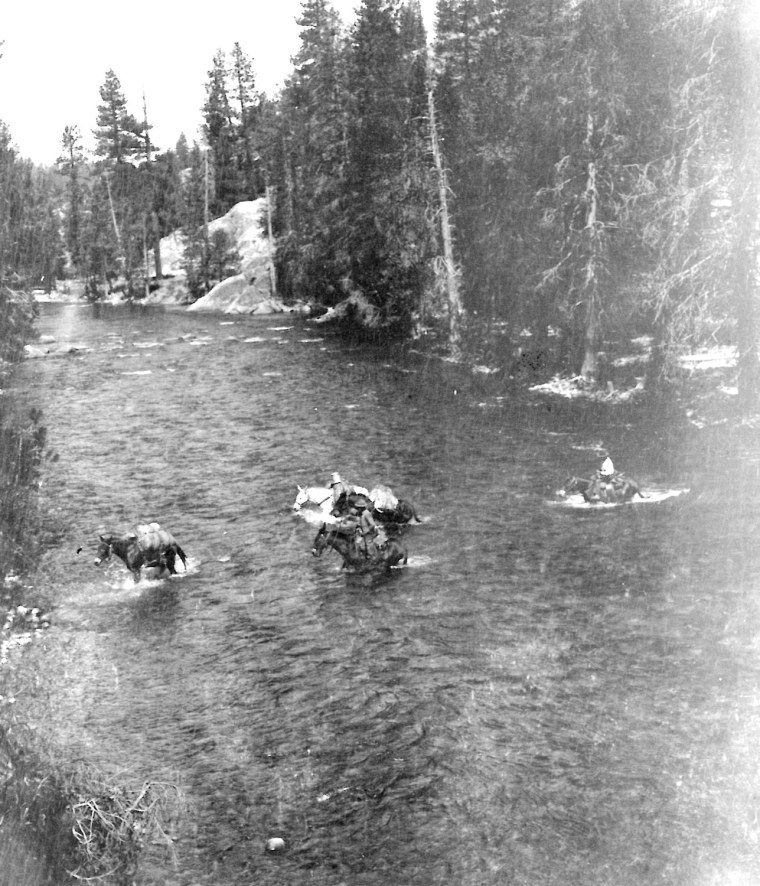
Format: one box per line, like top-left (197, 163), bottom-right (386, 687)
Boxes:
top-left (0, 726), bottom-right (184, 884)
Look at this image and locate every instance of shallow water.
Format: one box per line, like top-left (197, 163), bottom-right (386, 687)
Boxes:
top-left (6, 302), bottom-right (760, 885)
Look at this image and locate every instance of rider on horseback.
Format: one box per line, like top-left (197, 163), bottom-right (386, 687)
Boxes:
top-left (329, 472), bottom-right (356, 515)
top-left (337, 496), bottom-right (387, 560)
top-left (589, 452), bottom-right (644, 503)
top-left (587, 452), bottom-right (615, 502)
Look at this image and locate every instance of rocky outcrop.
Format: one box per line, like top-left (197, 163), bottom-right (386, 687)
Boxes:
top-left (42, 198), bottom-right (307, 313)
top-left (182, 200), bottom-right (308, 315)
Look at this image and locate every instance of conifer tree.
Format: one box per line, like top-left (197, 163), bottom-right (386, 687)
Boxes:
top-left (179, 142), bottom-right (212, 300)
top-left (272, 0), bottom-right (349, 300)
top-left (93, 69), bottom-right (143, 163)
top-left (341, 0), bottom-right (433, 329)
top-left (203, 50), bottom-right (240, 214)
top-left (57, 125), bottom-right (85, 271)
top-left (231, 42), bottom-right (261, 196)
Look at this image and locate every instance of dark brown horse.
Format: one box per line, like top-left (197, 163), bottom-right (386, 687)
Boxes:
top-left (311, 522), bottom-right (407, 573)
top-left (94, 522), bottom-right (187, 582)
top-left (373, 498), bottom-right (422, 525)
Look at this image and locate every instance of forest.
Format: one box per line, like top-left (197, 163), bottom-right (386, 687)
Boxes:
top-left (1, 0), bottom-right (759, 405)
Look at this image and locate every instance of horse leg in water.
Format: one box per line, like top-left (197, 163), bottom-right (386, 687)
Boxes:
top-left (162, 544), bottom-right (188, 575)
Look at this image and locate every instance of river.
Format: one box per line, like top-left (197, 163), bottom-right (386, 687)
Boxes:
top-left (5, 301), bottom-right (760, 886)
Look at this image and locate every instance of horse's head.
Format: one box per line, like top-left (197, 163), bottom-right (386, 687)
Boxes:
top-left (563, 476), bottom-right (588, 495)
top-left (293, 485), bottom-right (308, 511)
top-left (94, 534), bottom-right (113, 566)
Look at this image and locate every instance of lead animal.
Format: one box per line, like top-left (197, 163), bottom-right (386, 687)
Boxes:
top-left (94, 522), bottom-right (187, 582)
top-left (294, 482), bottom-right (422, 525)
top-left (292, 485), bottom-right (333, 514)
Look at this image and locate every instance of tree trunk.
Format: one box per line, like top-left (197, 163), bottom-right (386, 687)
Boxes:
top-left (580, 158), bottom-right (600, 382)
top-left (427, 81), bottom-right (463, 356)
top-left (265, 184), bottom-right (277, 297)
top-left (105, 175), bottom-right (124, 271)
top-left (203, 148), bottom-right (210, 293)
top-left (729, 1), bottom-right (760, 411)
top-left (152, 212), bottom-right (163, 280)
top-left (734, 175), bottom-right (759, 411)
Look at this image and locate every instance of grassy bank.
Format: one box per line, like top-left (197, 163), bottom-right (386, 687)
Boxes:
top-left (0, 289), bottom-right (185, 884)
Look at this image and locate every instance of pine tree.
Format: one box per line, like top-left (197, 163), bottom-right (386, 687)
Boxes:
top-left (231, 42), bottom-right (261, 196)
top-left (202, 50), bottom-right (240, 214)
top-left (179, 142), bottom-right (212, 300)
top-left (57, 125), bottom-right (86, 271)
top-left (341, 0), bottom-right (434, 329)
top-left (93, 69), bottom-right (143, 163)
top-left (272, 0), bottom-right (350, 300)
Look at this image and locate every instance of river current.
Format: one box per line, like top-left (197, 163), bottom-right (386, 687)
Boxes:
top-left (6, 302), bottom-right (760, 885)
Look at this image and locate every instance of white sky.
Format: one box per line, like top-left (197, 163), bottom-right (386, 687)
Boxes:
top-left (1, 0), bottom-right (436, 167)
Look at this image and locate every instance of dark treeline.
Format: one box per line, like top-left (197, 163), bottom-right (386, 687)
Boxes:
top-left (264, 0), bottom-right (760, 403)
top-left (1, 0), bottom-right (758, 402)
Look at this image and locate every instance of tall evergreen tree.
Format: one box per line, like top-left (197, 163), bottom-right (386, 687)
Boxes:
top-left (93, 69), bottom-right (143, 163)
top-left (231, 42), bottom-right (261, 196)
top-left (179, 142), bottom-right (212, 300)
top-left (272, 0), bottom-right (350, 300)
top-left (341, 0), bottom-right (434, 329)
top-left (203, 50), bottom-right (240, 214)
top-left (57, 125), bottom-right (86, 271)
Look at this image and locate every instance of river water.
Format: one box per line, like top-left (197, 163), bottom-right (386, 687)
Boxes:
top-left (6, 302), bottom-right (760, 885)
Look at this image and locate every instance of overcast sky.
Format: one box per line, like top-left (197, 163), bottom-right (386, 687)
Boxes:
top-left (1, 0), bottom-right (436, 167)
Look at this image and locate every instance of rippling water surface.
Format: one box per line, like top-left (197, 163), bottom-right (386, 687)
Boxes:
top-left (9, 302), bottom-right (760, 885)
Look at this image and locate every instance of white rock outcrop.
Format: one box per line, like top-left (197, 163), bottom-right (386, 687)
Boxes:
top-left (186, 199), bottom-right (285, 314)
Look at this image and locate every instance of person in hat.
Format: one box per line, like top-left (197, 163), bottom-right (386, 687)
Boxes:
top-left (329, 472), bottom-right (355, 515)
top-left (586, 451), bottom-right (616, 502)
top-left (350, 496), bottom-right (386, 560)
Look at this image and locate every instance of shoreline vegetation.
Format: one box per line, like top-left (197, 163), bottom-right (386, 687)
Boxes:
top-left (0, 287), bottom-right (184, 885)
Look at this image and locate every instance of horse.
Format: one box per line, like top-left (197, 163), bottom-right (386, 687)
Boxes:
top-left (369, 485), bottom-right (422, 525)
top-left (563, 473), bottom-right (644, 505)
top-left (293, 485), bottom-right (333, 513)
top-left (311, 522), bottom-right (408, 573)
top-left (373, 498), bottom-right (422, 525)
top-left (293, 483), bottom-right (371, 514)
top-left (94, 522), bottom-right (188, 582)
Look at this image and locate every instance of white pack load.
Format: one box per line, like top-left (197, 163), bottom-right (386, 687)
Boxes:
top-left (133, 522), bottom-right (173, 551)
top-left (369, 485), bottom-right (399, 512)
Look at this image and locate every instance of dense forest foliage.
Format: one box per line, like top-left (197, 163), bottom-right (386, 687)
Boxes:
top-left (1, 0), bottom-right (758, 402)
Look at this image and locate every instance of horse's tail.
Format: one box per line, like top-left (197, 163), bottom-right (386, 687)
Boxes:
top-left (174, 544), bottom-right (188, 570)
top-left (398, 499), bottom-right (422, 523)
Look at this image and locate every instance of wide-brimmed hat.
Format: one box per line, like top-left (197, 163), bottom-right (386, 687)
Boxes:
top-left (330, 472), bottom-right (342, 486)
